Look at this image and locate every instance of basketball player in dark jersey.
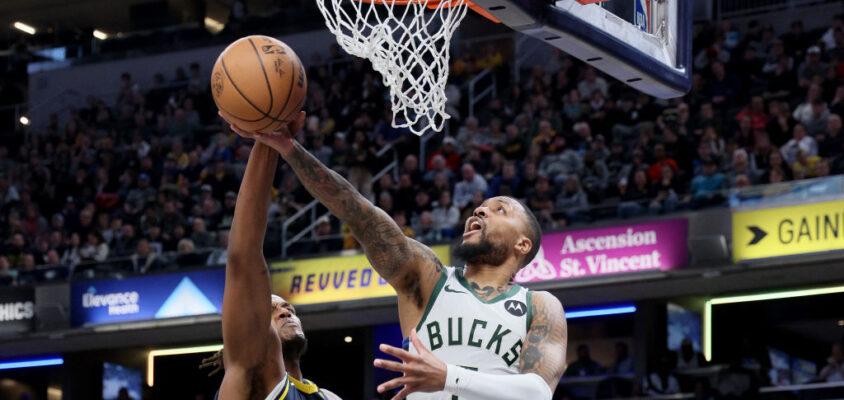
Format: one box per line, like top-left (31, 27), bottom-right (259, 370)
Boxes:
top-left (218, 114), bottom-right (340, 400)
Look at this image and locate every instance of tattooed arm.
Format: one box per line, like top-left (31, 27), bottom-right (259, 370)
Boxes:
top-left (521, 291), bottom-right (567, 392)
top-left (223, 112), bottom-right (443, 314)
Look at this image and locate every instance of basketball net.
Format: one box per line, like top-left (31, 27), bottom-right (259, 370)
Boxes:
top-left (315, 0), bottom-right (470, 135)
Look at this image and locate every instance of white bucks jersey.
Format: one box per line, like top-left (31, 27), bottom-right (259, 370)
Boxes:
top-left (407, 267), bottom-right (533, 400)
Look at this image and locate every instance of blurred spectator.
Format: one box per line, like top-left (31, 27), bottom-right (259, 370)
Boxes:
top-left (487, 161), bottom-right (522, 198)
top-left (607, 342), bottom-right (633, 375)
top-left (431, 191), bottom-right (459, 238)
top-left (642, 353), bottom-right (681, 396)
top-left (453, 164), bottom-right (488, 209)
top-left (80, 231), bottom-right (109, 262)
top-left (554, 176), bottom-right (589, 223)
top-left (174, 239), bottom-right (206, 267)
top-left (618, 170), bottom-right (651, 218)
top-left (690, 160), bottom-right (726, 208)
top-left (191, 218), bottom-right (215, 249)
top-left (308, 216), bottom-right (343, 254)
top-left (564, 344), bottom-right (603, 377)
top-left (206, 231), bottom-right (229, 266)
top-left (415, 211), bottom-right (441, 244)
top-left (676, 338), bottom-right (707, 370)
top-left (781, 123), bottom-right (818, 165)
top-left (819, 342), bottom-right (844, 382)
top-left (130, 239), bottom-right (165, 273)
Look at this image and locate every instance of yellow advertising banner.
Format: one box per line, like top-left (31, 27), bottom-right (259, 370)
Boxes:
top-left (270, 245), bottom-right (450, 305)
top-left (733, 199), bottom-right (844, 262)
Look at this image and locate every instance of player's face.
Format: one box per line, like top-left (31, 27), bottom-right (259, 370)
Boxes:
top-left (271, 297), bottom-right (306, 342)
top-left (457, 197), bottom-right (528, 266)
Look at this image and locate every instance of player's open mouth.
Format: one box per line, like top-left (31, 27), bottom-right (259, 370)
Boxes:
top-left (463, 218), bottom-right (483, 237)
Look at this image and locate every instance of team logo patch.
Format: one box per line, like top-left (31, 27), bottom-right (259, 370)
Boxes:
top-left (504, 300), bottom-right (526, 316)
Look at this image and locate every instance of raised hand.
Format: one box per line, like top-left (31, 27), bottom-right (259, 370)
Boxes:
top-left (374, 330), bottom-right (448, 400)
top-left (218, 111), bottom-right (306, 157)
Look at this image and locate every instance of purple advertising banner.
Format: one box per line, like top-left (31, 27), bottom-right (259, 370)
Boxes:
top-left (515, 219), bottom-right (688, 283)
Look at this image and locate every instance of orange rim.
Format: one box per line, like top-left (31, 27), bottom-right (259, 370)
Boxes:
top-left (352, 0), bottom-right (501, 23)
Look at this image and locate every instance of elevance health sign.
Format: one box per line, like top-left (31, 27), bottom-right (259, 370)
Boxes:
top-left (515, 219), bottom-right (688, 284)
top-left (70, 269), bottom-right (224, 327)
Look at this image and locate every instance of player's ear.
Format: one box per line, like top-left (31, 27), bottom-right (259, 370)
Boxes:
top-left (514, 235), bottom-right (531, 258)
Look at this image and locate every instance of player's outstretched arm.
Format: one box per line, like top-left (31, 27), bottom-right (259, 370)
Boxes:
top-left (223, 111), bottom-right (443, 306)
top-left (219, 140), bottom-right (286, 397)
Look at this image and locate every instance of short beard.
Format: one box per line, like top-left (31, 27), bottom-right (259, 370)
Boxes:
top-left (282, 335), bottom-right (308, 363)
top-left (453, 232), bottom-right (509, 266)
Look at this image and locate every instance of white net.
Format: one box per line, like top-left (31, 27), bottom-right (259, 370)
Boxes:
top-left (315, 0), bottom-right (469, 135)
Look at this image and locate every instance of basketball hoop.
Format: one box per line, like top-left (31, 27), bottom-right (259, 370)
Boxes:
top-left (316, 0), bottom-right (477, 135)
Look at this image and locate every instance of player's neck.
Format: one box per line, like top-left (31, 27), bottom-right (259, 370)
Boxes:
top-left (463, 263), bottom-right (517, 294)
top-left (284, 357), bottom-right (303, 381)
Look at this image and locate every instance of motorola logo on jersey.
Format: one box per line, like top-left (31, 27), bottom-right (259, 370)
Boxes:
top-left (504, 300), bottom-right (526, 317)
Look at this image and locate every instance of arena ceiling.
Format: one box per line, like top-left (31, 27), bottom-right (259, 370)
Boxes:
top-left (0, 0), bottom-right (278, 47)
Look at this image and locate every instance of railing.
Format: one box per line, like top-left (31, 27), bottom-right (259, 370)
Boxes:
top-left (280, 143), bottom-right (399, 259)
top-left (467, 68), bottom-right (497, 119)
top-left (715, 0), bottom-right (840, 19)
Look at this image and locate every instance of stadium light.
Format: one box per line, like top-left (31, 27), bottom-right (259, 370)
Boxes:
top-left (0, 357), bottom-right (63, 370)
top-left (93, 30), bottom-right (108, 40)
top-left (19, 116), bottom-right (30, 126)
top-left (13, 22), bottom-right (36, 35)
top-left (566, 304), bottom-right (636, 319)
top-left (703, 285), bottom-right (844, 361)
top-left (344, 336), bottom-right (353, 343)
top-left (204, 17), bottom-right (225, 34)
top-left (147, 344), bottom-right (222, 387)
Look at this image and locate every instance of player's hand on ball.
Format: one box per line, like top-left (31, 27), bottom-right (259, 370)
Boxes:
top-left (218, 111), bottom-right (306, 157)
top-left (374, 329), bottom-right (447, 400)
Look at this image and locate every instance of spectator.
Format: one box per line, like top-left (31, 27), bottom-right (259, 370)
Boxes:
top-left (431, 191), bottom-right (459, 237)
top-left (791, 149), bottom-right (822, 179)
top-left (130, 239), bottom-right (165, 273)
top-left (487, 161), bottom-right (523, 198)
top-left (781, 123), bottom-right (818, 165)
top-left (801, 99), bottom-right (831, 137)
top-left (577, 67), bottom-right (608, 98)
top-left (424, 154), bottom-right (455, 183)
top-left (727, 149), bottom-right (761, 187)
top-left (579, 151), bottom-right (609, 200)
top-left (618, 170), bottom-right (651, 218)
top-left (206, 231), bottom-right (229, 266)
top-left (498, 124), bottom-right (528, 161)
top-left (453, 164), bottom-right (488, 209)
top-left (61, 233), bottom-right (83, 268)
top-left (677, 338), bottom-right (707, 370)
top-left (690, 160), bottom-right (726, 208)
top-left (819, 343), bottom-right (844, 382)
top-left (427, 137), bottom-right (462, 172)
top-left (392, 212), bottom-right (415, 239)
top-left (642, 353), bottom-right (681, 396)
top-left (191, 218), bottom-right (215, 249)
top-left (414, 211), bottom-right (441, 244)
top-left (309, 217), bottom-right (343, 254)
top-left (80, 231), bottom-right (109, 262)
top-left (174, 238), bottom-right (206, 267)
top-left (650, 164), bottom-right (685, 214)
top-left (554, 176), bottom-right (590, 223)
top-left (112, 225), bottom-right (138, 257)
top-left (564, 344), bottom-right (603, 377)
top-left (607, 342), bottom-right (634, 375)
top-left (539, 137), bottom-right (580, 182)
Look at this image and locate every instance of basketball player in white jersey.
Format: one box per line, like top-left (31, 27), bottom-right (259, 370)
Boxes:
top-left (218, 113), bottom-right (340, 400)
top-left (222, 112), bottom-right (567, 400)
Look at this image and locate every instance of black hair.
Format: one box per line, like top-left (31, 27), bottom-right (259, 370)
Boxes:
top-left (515, 198), bottom-right (542, 268)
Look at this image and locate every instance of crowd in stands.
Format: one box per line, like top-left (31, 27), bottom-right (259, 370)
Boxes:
top-left (2, 13), bottom-right (844, 287)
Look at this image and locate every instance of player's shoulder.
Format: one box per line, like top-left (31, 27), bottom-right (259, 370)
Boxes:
top-left (528, 290), bottom-right (565, 318)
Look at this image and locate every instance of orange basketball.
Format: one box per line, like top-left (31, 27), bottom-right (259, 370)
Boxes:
top-left (211, 35), bottom-right (307, 133)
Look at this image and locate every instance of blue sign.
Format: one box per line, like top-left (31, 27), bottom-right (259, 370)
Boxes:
top-left (635, 0), bottom-right (649, 32)
top-left (70, 269), bottom-right (224, 326)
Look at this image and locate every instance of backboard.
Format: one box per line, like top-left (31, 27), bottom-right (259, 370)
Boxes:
top-left (471, 0), bottom-right (692, 98)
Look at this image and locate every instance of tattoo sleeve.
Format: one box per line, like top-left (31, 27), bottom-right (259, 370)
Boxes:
top-left (520, 291), bottom-right (567, 392)
top-left (284, 142), bottom-right (442, 292)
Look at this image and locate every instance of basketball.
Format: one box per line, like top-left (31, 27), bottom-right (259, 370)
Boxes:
top-left (211, 35), bottom-right (307, 133)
